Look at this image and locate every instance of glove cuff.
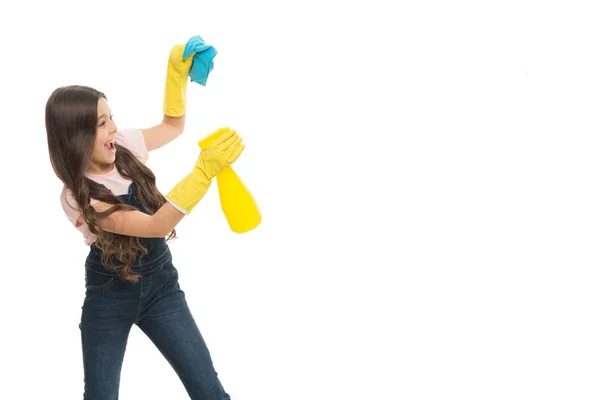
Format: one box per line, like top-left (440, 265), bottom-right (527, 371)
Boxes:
top-left (165, 169), bottom-right (212, 214)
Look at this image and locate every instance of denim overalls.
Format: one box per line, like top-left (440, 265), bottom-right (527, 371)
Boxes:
top-left (80, 182), bottom-right (231, 400)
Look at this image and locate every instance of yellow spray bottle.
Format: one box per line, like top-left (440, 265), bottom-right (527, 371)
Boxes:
top-left (199, 127), bottom-right (262, 233)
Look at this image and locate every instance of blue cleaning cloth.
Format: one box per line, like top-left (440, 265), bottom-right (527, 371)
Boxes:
top-left (183, 35), bottom-right (217, 86)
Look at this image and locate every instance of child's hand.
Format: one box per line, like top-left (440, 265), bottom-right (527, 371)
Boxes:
top-left (167, 44), bottom-right (193, 76)
top-left (195, 130), bottom-right (245, 179)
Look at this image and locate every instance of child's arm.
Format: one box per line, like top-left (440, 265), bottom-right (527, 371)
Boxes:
top-left (90, 201), bottom-right (185, 238)
top-left (140, 38), bottom-right (204, 152)
top-left (140, 114), bottom-right (185, 152)
top-left (89, 129), bottom-right (244, 238)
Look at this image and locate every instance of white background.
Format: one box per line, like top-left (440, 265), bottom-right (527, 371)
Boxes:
top-left (0, 0), bottom-right (598, 399)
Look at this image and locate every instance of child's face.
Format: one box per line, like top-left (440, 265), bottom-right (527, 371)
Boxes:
top-left (88, 97), bottom-right (118, 174)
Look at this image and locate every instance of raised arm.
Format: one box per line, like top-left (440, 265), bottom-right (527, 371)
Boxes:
top-left (141, 114), bottom-right (186, 152)
top-left (140, 37), bottom-right (212, 152)
top-left (139, 41), bottom-right (192, 151)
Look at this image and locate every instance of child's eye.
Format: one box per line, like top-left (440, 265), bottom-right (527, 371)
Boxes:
top-left (98, 115), bottom-right (113, 127)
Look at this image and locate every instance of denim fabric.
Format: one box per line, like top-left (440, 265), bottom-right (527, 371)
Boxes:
top-left (79, 183), bottom-right (230, 400)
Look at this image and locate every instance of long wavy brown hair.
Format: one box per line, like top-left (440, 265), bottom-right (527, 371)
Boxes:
top-left (45, 85), bottom-right (175, 283)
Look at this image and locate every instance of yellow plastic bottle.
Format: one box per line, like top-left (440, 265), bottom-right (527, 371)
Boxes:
top-left (199, 127), bottom-right (262, 233)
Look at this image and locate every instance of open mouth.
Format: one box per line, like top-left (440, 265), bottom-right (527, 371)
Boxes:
top-left (105, 140), bottom-right (116, 153)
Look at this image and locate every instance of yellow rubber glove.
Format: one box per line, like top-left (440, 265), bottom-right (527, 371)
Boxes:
top-left (163, 44), bottom-right (194, 117)
top-left (199, 127), bottom-right (262, 233)
top-left (166, 130), bottom-right (245, 214)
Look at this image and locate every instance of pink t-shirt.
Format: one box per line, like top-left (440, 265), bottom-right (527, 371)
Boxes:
top-left (60, 128), bottom-right (149, 245)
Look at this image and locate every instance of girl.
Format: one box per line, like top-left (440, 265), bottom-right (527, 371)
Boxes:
top-left (45, 40), bottom-right (243, 400)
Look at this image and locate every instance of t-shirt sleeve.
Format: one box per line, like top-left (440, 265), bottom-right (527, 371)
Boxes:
top-left (115, 128), bottom-right (149, 163)
top-left (61, 186), bottom-right (83, 227)
top-left (60, 186), bottom-right (97, 243)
